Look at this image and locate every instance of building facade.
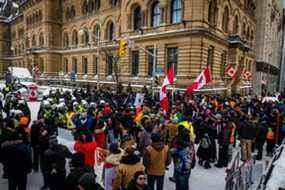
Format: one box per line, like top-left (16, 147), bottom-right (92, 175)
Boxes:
top-left (255, 0), bottom-right (283, 95)
top-left (0, 0), bottom-right (256, 93)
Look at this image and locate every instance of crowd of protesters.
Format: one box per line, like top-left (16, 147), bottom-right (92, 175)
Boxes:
top-left (1, 82), bottom-right (285, 190)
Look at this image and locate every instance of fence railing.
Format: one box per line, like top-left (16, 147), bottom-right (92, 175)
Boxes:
top-left (255, 140), bottom-right (285, 190)
top-left (225, 151), bottom-right (254, 190)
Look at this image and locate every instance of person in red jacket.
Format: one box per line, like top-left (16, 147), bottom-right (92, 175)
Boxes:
top-left (74, 134), bottom-right (97, 168)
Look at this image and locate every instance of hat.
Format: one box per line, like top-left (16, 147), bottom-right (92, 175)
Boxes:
top-left (78, 173), bottom-right (97, 190)
top-left (19, 116), bottom-right (29, 126)
top-left (151, 133), bottom-right (161, 143)
top-left (109, 142), bottom-right (121, 154)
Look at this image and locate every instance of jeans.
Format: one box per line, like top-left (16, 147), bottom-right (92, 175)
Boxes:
top-left (147, 175), bottom-right (164, 190)
top-left (174, 171), bottom-right (191, 190)
top-left (241, 139), bottom-right (252, 161)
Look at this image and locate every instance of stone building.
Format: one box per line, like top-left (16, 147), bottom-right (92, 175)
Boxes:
top-left (0, 0), bottom-right (257, 93)
top-left (255, 0), bottom-right (283, 95)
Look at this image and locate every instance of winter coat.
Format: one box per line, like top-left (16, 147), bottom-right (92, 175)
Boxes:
top-left (43, 144), bottom-right (72, 174)
top-left (143, 142), bottom-right (171, 176)
top-left (64, 166), bottom-right (93, 190)
top-left (127, 180), bottom-right (151, 190)
top-left (197, 133), bottom-right (212, 160)
top-left (172, 144), bottom-right (195, 174)
top-left (239, 119), bottom-right (257, 140)
top-left (74, 141), bottom-right (97, 167)
top-left (2, 141), bottom-right (32, 176)
top-left (104, 151), bottom-right (124, 190)
top-left (255, 121), bottom-right (268, 144)
top-left (113, 161), bottom-right (145, 190)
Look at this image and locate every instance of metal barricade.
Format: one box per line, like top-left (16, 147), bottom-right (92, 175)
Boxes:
top-left (225, 152), bottom-right (254, 190)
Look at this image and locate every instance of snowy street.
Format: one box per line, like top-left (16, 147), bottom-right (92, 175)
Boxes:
top-left (0, 101), bottom-right (229, 190)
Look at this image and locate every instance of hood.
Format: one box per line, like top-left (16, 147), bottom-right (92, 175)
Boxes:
top-left (151, 142), bottom-right (165, 151)
top-left (105, 150), bottom-right (124, 166)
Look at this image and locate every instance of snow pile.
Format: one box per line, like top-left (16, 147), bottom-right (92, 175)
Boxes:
top-left (265, 146), bottom-right (285, 190)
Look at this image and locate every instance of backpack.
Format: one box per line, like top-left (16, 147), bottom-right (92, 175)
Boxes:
top-left (266, 128), bottom-right (274, 140)
top-left (200, 135), bottom-right (210, 149)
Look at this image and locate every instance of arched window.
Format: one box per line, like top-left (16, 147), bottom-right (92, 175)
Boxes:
top-left (151, 2), bottom-right (160, 27)
top-left (64, 58), bottom-right (69, 73)
top-left (171, 0), bottom-right (182, 24)
top-left (208, 0), bottom-right (218, 26)
top-left (88, 1), bottom-right (94, 14)
top-left (32, 35), bottom-right (36, 47)
top-left (71, 5), bottom-right (76, 17)
top-left (82, 57), bottom-right (88, 74)
top-left (72, 30), bottom-right (78, 46)
top-left (39, 33), bottom-right (44, 47)
top-left (109, 0), bottom-right (118, 7)
top-left (95, 0), bottom-right (100, 11)
top-left (39, 58), bottom-right (44, 73)
top-left (133, 6), bottom-right (142, 30)
top-left (81, 29), bottom-right (89, 46)
top-left (82, 0), bottom-right (88, 15)
top-left (72, 58), bottom-right (78, 73)
top-left (246, 26), bottom-right (250, 40)
top-left (93, 24), bottom-right (101, 41)
top-left (233, 15), bottom-right (239, 34)
top-left (222, 7), bottom-right (229, 32)
top-left (26, 38), bottom-right (30, 48)
top-left (63, 32), bottom-right (69, 48)
top-left (66, 7), bottom-right (70, 19)
top-left (107, 22), bottom-right (115, 41)
top-left (242, 22), bottom-right (246, 36)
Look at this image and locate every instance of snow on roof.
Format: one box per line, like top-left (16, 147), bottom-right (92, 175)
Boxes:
top-left (8, 67), bottom-right (32, 79)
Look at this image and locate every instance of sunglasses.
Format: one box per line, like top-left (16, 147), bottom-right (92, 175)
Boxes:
top-left (138, 176), bottom-right (145, 180)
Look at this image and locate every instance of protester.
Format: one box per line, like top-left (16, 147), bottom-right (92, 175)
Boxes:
top-left (143, 133), bottom-right (171, 190)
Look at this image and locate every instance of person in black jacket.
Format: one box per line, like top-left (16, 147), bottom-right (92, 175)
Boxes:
top-left (255, 117), bottom-right (268, 160)
top-left (31, 119), bottom-right (44, 172)
top-left (65, 152), bottom-right (94, 190)
top-left (43, 136), bottom-right (72, 190)
top-left (239, 113), bottom-right (257, 162)
top-left (1, 132), bottom-right (32, 190)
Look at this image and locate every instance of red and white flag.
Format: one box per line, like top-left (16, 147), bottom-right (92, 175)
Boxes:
top-left (225, 65), bottom-right (237, 80)
top-left (160, 66), bottom-right (174, 112)
top-left (187, 66), bottom-right (212, 94)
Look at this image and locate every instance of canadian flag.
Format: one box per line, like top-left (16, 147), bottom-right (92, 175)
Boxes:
top-left (160, 66), bottom-right (174, 112)
top-left (225, 65), bottom-right (237, 80)
top-left (187, 66), bottom-right (212, 94)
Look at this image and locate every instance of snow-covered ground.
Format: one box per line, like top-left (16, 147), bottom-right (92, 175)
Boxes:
top-left (25, 101), bottom-right (227, 190)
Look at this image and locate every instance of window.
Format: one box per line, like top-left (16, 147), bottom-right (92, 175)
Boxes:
top-left (167, 47), bottom-right (178, 75)
top-left (107, 55), bottom-right (113, 75)
top-left (32, 35), bottom-right (36, 47)
top-left (233, 15), bottom-right (239, 34)
top-left (109, 0), bottom-right (118, 7)
top-left (208, 0), bottom-right (218, 26)
top-left (70, 5), bottom-right (76, 18)
top-left (107, 22), bottom-right (115, 41)
top-left (151, 2), bottom-right (160, 27)
top-left (72, 58), bottom-right (77, 73)
top-left (147, 48), bottom-right (157, 76)
top-left (63, 33), bottom-right (69, 48)
top-left (133, 6), bottom-right (142, 30)
top-left (82, 0), bottom-right (88, 15)
top-left (220, 51), bottom-right (227, 79)
top-left (26, 38), bottom-right (30, 48)
top-left (39, 58), bottom-right (44, 73)
top-left (171, 0), bottom-right (182, 24)
top-left (81, 29), bottom-right (89, 46)
top-left (95, 0), bottom-right (100, 11)
top-left (93, 55), bottom-right (98, 75)
top-left (242, 22), bottom-right (246, 36)
top-left (39, 33), bottom-right (44, 47)
top-left (131, 51), bottom-right (139, 76)
top-left (82, 57), bottom-right (88, 74)
top-left (222, 7), bottom-right (229, 32)
top-left (64, 58), bottom-right (68, 73)
top-left (72, 30), bottom-right (78, 46)
top-left (94, 24), bottom-right (101, 41)
top-left (207, 46), bottom-right (214, 74)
